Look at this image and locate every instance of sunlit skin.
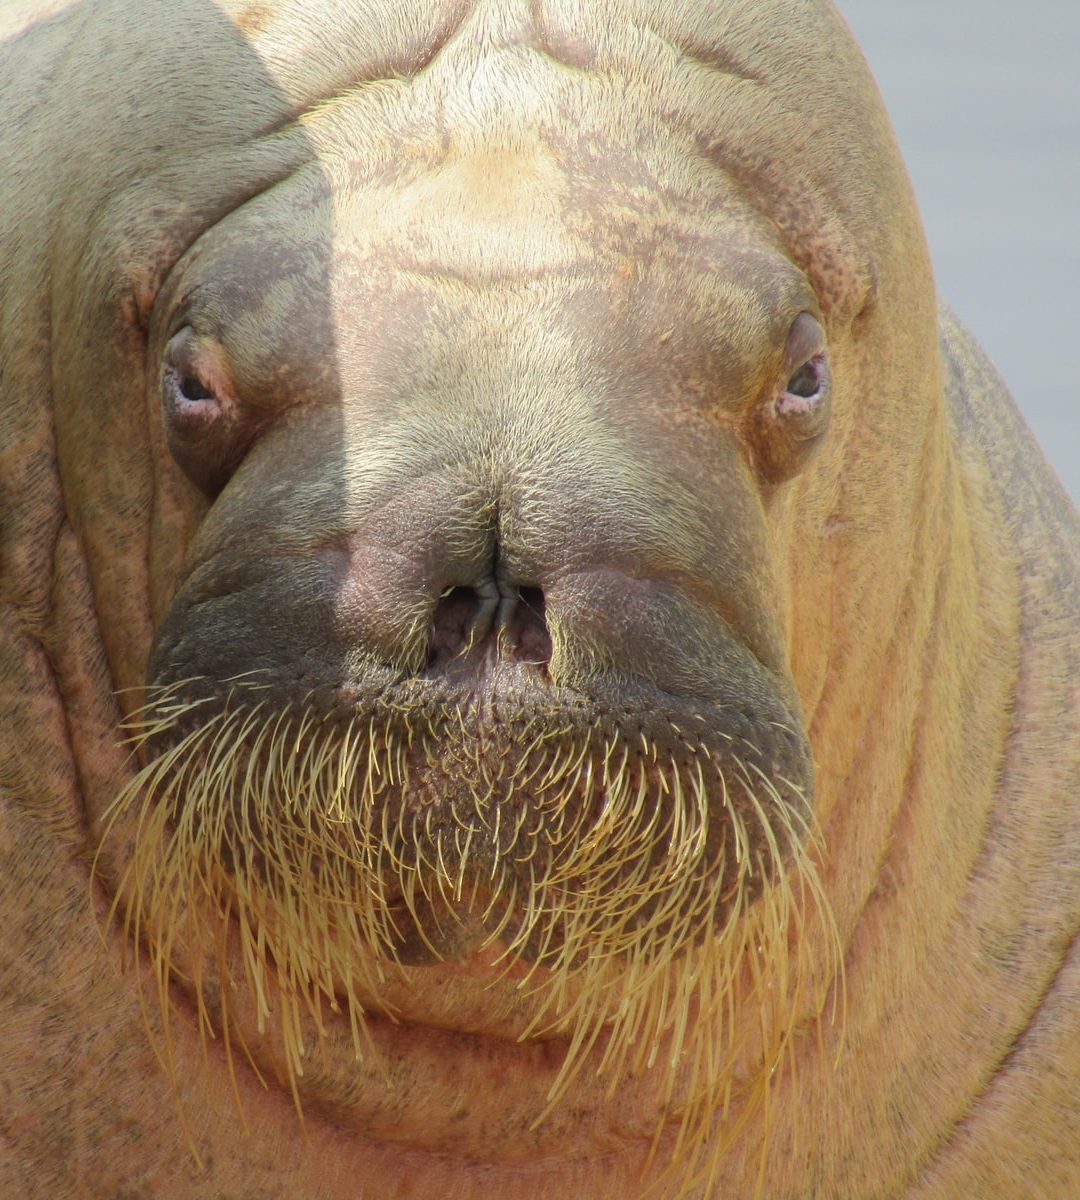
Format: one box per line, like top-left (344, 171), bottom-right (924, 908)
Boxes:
top-left (1, 2), bottom-right (1077, 1198)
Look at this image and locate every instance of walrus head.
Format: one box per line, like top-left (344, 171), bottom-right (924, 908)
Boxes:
top-left (107, 112), bottom-right (836, 1166)
top-left (43, 0), bottom-right (937, 1193)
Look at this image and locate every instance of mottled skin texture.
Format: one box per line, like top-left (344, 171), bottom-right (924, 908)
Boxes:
top-left (1, 2), bottom-right (1078, 1198)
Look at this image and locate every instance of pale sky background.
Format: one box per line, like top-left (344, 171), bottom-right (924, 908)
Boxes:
top-left (838, 0), bottom-right (1079, 503)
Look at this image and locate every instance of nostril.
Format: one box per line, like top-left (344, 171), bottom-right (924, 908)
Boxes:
top-left (511, 587), bottom-right (552, 667)
top-left (428, 587), bottom-right (484, 667)
top-left (519, 586), bottom-right (545, 611)
top-left (426, 584), bottom-right (552, 673)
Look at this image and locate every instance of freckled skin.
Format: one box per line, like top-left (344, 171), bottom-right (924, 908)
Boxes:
top-left (1, 2), bottom-right (1077, 1199)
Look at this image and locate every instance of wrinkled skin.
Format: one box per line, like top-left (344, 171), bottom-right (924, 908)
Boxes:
top-left (1, 2), bottom-right (1078, 1198)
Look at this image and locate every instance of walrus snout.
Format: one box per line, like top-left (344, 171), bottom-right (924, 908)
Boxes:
top-left (142, 337), bottom-right (821, 951)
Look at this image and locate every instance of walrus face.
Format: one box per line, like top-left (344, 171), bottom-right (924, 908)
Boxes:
top-left (100, 33), bottom-right (849, 1186)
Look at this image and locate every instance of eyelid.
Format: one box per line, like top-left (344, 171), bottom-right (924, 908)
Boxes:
top-left (781, 313), bottom-right (826, 376)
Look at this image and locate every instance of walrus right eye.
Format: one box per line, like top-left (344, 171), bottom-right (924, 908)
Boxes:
top-left (176, 372), bottom-right (214, 403)
top-left (161, 327), bottom-right (246, 498)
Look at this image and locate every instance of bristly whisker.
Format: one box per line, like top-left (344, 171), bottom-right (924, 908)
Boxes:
top-left (95, 687), bottom-right (841, 1199)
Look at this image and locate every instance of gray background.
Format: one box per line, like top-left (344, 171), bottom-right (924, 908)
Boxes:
top-left (838, 0), bottom-right (1079, 502)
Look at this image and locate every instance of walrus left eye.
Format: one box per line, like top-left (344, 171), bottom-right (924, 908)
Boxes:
top-left (784, 355), bottom-right (826, 404)
top-left (747, 313), bottom-right (831, 486)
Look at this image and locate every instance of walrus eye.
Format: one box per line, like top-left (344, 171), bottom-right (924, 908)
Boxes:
top-left (177, 372), bottom-right (215, 404)
top-left (162, 327), bottom-right (224, 418)
top-left (784, 356), bottom-right (825, 403)
top-left (775, 314), bottom-right (830, 426)
top-left (161, 326), bottom-right (244, 498)
top-left (747, 313), bottom-right (831, 486)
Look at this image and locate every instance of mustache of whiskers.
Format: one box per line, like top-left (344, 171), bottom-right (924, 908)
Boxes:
top-left (97, 677), bottom-right (840, 1193)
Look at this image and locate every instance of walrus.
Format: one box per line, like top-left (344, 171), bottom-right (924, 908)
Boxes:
top-left (1, 0), bottom-right (1077, 1196)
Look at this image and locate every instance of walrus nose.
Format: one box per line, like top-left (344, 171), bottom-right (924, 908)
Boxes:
top-left (427, 579), bottom-right (551, 672)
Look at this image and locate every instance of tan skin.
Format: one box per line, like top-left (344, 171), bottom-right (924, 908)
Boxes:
top-left (2, 2), bottom-right (1077, 1197)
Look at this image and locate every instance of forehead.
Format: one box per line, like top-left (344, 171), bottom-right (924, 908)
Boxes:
top-left (305, 36), bottom-right (784, 259)
top-left (254, 0), bottom-right (874, 317)
top-left (274, 46), bottom-right (810, 369)
top-left (172, 5), bottom-right (863, 405)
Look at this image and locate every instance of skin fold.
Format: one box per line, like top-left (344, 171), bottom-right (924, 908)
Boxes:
top-left (1, 1), bottom-right (1077, 1197)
